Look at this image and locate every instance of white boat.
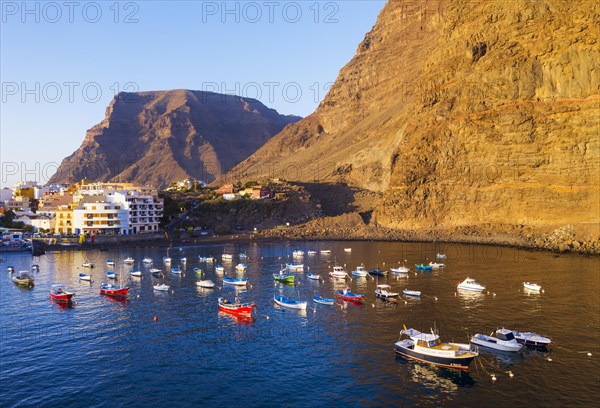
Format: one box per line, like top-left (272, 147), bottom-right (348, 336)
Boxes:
top-left (163, 257), bottom-right (172, 264)
top-left (403, 289), bottom-right (422, 297)
top-left (375, 284), bottom-right (399, 299)
top-left (320, 249), bottom-right (331, 254)
top-left (307, 273), bottom-right (321, 280)
top-left (222, 254), bottom-right (233, 260)
top-left (124, 257), bottom-right (135, 264)
top-left (171, 267), bottom-right (182, 274)
top-left (198, 256), bottom-right (214, 262)
top-left (391, 266), bottom-right (410, 274)
top-left (196, 280), bottom-right (216, 289)
top-left (286, 262), bottom-right (303, 270)
top-left (79, 273), bottom-right (92, 281)
top-left (180, 257), bottom-right (187, 263)
top-left (130, 269), bottom-right (142, 277)
top-left (470, 328), bottom-right (524, 352)
top-left (235, 263), bottom-right (247, 272)
top-left (457, 277), bottom-right (486, 292)
top-left (106, 260), bottom-right (115, 267)
top-left (153, 284), bottom-right (170, 292)
top-left (523, 282), bottom-right (542, 292)
top-left (142, 257), bottom-right (153, 264)
top-left (107, 271), bottom-right (117, 280)
top-left (292, 250), bottom-right (304, 257)
top-left (274, 295), bottom-right (307, 310)
top-left (344, 248), bottom-right (352, 252)
top-left (428, 262), bottom-right (445, 269)
top-left (83, 261), bottom-right (94, 268)
top-left (351, 265), bottom-right (368, 277)
top-left (511, 330), bottom-right (552, 347)
top-left (307, 250), bottom-right (317, 255)
top-left (149, 268), bottom-right (161, 274)
top-left (436, 253), bottom-right (447, 259)
top-left (215, 265), bottom-right (225, 273)
top-left (395, 328), bottom-right (478, 370)
top-left (329, 266), bottom-right (348, 278)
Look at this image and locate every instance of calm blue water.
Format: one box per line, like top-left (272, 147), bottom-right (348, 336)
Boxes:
top-left (1, 241), bottom-right (599, 407)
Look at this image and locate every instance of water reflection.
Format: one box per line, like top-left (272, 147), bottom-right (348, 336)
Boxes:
top-left (456, 289), bottom-right (485, 309)
top-left (478, 348), bottom-right (525, 368)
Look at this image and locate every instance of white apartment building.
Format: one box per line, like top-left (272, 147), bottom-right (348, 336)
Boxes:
top-left (72, 197), bottom-right (130, 235)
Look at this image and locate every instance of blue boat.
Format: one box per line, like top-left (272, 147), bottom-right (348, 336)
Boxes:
top-left (223, 276), bottom-right (248, 286)
top-left (171, 267), bottom-right (181, 274)
top-left (415, 264), bottom-right (433, 271)
top-left (79, 273), bottom-right (92, 281)
top-left (274, 295), bottom-right (307, 310)
top-left (106, 271), bottom-right (117, 280)
top-left (368, 268), bottom-right (387, 276)
top-left (313, 295), bottom-right (334, 306)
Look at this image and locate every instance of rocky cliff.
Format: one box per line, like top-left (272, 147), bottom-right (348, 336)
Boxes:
top-left (229, 0), bottom-right (600, 250)
top-left (49, 90), bottom-right (300, 188)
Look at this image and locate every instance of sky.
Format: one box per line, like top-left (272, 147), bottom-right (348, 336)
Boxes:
top-left (0, 0), bottom-right (386, 188)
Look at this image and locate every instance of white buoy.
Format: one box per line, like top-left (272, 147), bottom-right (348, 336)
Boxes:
top-left (372, 304), bottom-right (375, 308)
top-left (493, 293), bottom-right (496, 297)
top-left (547, 357), bottom-right (553, 362)
top-left (508, 371), bottom-right (514, 378)
top-left (491, 375), bottom-right (497, 381)
top-left (434, 297), bottom-right (438, 301)
top-left (587, 352), bottom-right (592, 357)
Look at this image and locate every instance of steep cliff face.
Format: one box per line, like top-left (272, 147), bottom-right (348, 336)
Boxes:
top-left (49, 90), bottom-right (300, 188)
top-left (231, 0), bottom-right (600, 244)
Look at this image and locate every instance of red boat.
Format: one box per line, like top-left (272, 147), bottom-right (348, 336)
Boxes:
top-left (218, 297), bottom-right (256, 318)
top-left (50, 284), bottom-right (75, 303)
top-left (337, 288), bottom-right (365, 304)
top-left (100, 283), bottom-right (129, 298)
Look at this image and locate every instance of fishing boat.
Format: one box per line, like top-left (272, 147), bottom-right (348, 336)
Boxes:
top-left (196, 280), bottom-right (216, 289)
top-left (163, 256), bottom-right (172, 264)
top-left (415, 264), bottom-right (433, 271)
top-left (13, 271), bottom-right (34, 286)
top-left (274, 295), bottom-right (308, 310)
top-left (511, 330), bottom-right (552, 347)
top-left (50, 283), bottom-right (75, 303)
top-left (307, 250), bottom-right (317, 255)
top-left (142, 257), bottom-right (153, 264)
top-left (218, 297), bottom-right (256, 318)
top-left (470, 328), bottom-right (524, 352)
top-left (223, 276), bottom-right (248, 286)
top-left (337, 288), bottom-right (364, 304)
top-left (395, 327), bottom-right (479, 370)
top-left (215, 265), bottom-right (225, 273)
top-left (436, 253), bottom-right (447, 259)
top-left (99, 283), bottom-right (129, 298)
top-left (194, 267), bottom-right (203, 276)
top-left (83, 261), bottom-right (94, 268)
top-left (292, 250), bottom-right (304, 257)
top-left (523, 282), bottom-right (542, 292)
top-left (7, 266), bottom-right (15, 273)
top-left (329, 266), bottom-right (348, 278)
top-left (428, 262), bottom-right (445, 269)
top-left (344, 248), bottom-right (352, 253)
top-left (171, 267), bottom-right (182, 275)
top-left (375, 284), bottom-right (399, 299)
top-left (273, 272), bottom-right (295, 283)
top-left (351, 265), bottom-right (368, 277)
top-left (31, 264), bottom-right (40, 272)
top-left (106, 260), bottom-right (115, 267)
top-left (313, 295), bottom-right (334, 306)
top-left (180, 257), bottom-right (187, 263)
top-left (403, 289), bottom-right (422, 297)
top-left (107, 271), bottom-right (117, 280)
top-left (130, 269), bottom-right (142, 277)
top-left (153, 283), bottom-right (169, 292)
top-left (79, 273), bottom-right (92, 282)
top-left (222, 254), bottom-right (233, 261)
top-left (149, 268), bottom-right (161, 274)
top-left (124, 257), bottom-right (135, 264)
top-left (391, 266), bottom-right (410, 274)
top-left (307, 273), bottom-right (321, 280)
top-left (457, 277), bottom-right (486, 292)
top-left (285, 262), bottom-right (303, 270)
top-left (198, 256), bottom-right (214, 262)
top-left (368, 268), bottom-right (387, 276)
top-left (320, 249), bottom-right (331, 254)
top-left (235, 263), bottom-right (247, 272)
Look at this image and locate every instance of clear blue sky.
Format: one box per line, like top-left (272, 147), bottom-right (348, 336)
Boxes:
top-left (0, 0), bottom-right (386, 188)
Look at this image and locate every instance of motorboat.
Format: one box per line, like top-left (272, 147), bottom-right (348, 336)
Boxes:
top-left (235, 263), bottom-right (247, 272)
top-left (286, 262), bottom-right (303, 270)
top-left (198, 256), bottom-right (214, 262)
top-left (391, 266), bottom-right (410, 274)
top-left (292, 250), bottom-right (304, 257)
top-left (313, 295), bottom-right (334, 306)
top-left (130, 269), bottom-right (142, 277)
top-left (344, 248), bottom-right (352, 253)
top-left (50, 283), bottom-right (75, 303)
top-left (329, 266), bottom-right (347, 278)
top-left (511, 330), bottom-right (552, 347)
top-left (307, 273), bottom-right (321, 280)
top-left (149, 268), bottom-right (161, 274)
top-left (307, 250), bottom-right (317, 255)
top-left (470, 328), bottom-right (524, 352)
top-left (368, 268), bottom-right (387, 276)
top-left (196, 280), bottom-right (216, 289)
top-left (142, 257), bottom-right (153, 264)
top-left (320, 250), bottom-right (331, 254)
top-left (124, 257), bottom-right (135, 264)
top-left (436, 253), bottom-right (447, 259)
top-left (223, 276), bottom-right (248, 286)
top-left (99, 283), bottom-right (129, 298)
top-left (395, 327), bottom-right (478, 370)
top-left (428, 262), bottom-right (445, 269)
top-left (375, 284), bottom-right (399, 299)
top-left (82, 261), bottom-right (94, 268)
top-left (403, 289), bottom-right (422, 297)
top-left (415, 264), bottom-right (433, 271)
top-left (218, 297), bottom-right (256, 319)
top-left (457, 277), bottom-right (486, 292)
top-left (274, 295), bottom-right (307, 310)
top-left (222, 254), bottom-right (233, 261)
top-left (13, 271), bottom-right (34, 286)
top-left (523, 282), bottom-right (542, 292)
top-left (351, 265), bottom-right (368, 277)
top-left (153, 284), bottom-right (170, 292)
top-left (337, 288), bottom-right (364, 304)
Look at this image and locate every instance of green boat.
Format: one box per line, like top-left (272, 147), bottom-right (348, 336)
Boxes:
top-left (12, 271), bottom-right (34, 287)
top-left (273, 273), bottom-right (295, 283)
top-left (194, 267), bottom-right (203, 277)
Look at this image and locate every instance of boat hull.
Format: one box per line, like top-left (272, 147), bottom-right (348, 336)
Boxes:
top-left (50, 292), bottom-right (74, 302)
top-left (274, 297), bottom-right (307, 310)
top-left (313, 296), bottom-right (334, 305)
top-left (470, 336), bottom-right (523, 352)
top-left (394, 344), bottom-right (476, 371)
top-left (337, 292), bottom-right (364, 304)
top-left (100, 287), bottom-right (129, 298)
top-left (218, 299), bottom-right (255, 318)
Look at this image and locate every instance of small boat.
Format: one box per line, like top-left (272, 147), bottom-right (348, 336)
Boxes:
top-left (149, 268), bottom-right (161, 274)
top-left (106, 260), bottom-right (115, 267)
top-left (218, 297), bottom-right (256, 318)
top-left (239, 253), bottom-right (248, 259)
top-left (215, 265), bottom-right (224, 273)
top-left (273, 272), bottom-right (295, 283)
top-left (307, 273), bottom-right (321, 280)
top-left (83, 261), bottom-right (94, 268)
top-left (235, 263), bottom-right (247, 272)
top-left (523, 282), bottom-right (542, 292)
top-left (292, 250), bottom-right (304, 257)
top-left (313, 295), bottom-right (334, 306)
top-left (470, 328), bottom-right (524, 352)
top-left (180, 257), bottom-right (187, 263)
top-left (13, 271), bottom-right (34, 286)
top-left (124, 257), bottom-right (135, 264)
top-left (171, 267), bottom-right (182, 274)
top-left (79, 273), bottom-right (92, 282)
top-left (337, 288), bottom-right (364, 304)
top-left (415, 264), bottom-right (433, 271)
top-left (153, 283), bottom-right (170, 292)
top-left (391, 266), bottom-right (410, 274)
top-left (344, 248), bottom-right (352, 252)
top-left (196, 280), bottom-right (216, 289)
top-left (511, 330), bottom-right (552, 347)
top-left (223, 276), bottom-right (248, 286)
top-left (7, 266), bottom-right (15, 273)
top-left (395, 328), bottom-right (478, 370)
top-left (130, 269), bottom-right (142, 277)
top-left (142, 257), bottom-right (153, 264)
top-left (100, 283), bottom-right (129, 298)
top-left (31, 264), bottom-right (40, 272)
top-left (194, 267), bottom-right (203, 276)
top-left (320, 249), bottom-right (331, 254)
top-left (375, 284), bottom-right (399, 299)
top-left (50, 283), bottom-right (75, 303)
top-left (285, 262), bottom-right (303, 270)
top-left (428, 262), bottom-right (445, 269)
top-left (403, 289), bottom-right (422, 297)
top-left (457, 277), bottom-right (486, 292)
top-left (368, 268), bottom-right (387, 276)
top-left (274, 295), bottom-right (307, 310)
top-left (307, 250), bottom-right (317, 255)
top-left (329, 266), bottom-right (348, 278)
top-left (351, 265), bottom-right (368, 277)
top-left (436, 253), bottom-right (447, 259)
top-left (222, 254), bottom-right (233, 260)
top-left (106, 271), bottom-right (117, 280)
top-left (163, 257), bottom-right (172, 264)
top-left (198, 256), bottom-right (214, 262)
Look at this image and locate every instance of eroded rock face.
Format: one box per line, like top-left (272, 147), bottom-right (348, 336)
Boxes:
top-left (230, 0), bottom-right (600, 244)
top-left (49, 90), bottom-right (300, 188)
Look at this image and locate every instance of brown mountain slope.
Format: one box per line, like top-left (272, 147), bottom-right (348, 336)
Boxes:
top-left (228, 0), bottom-right (600, 246)
top-left (49, 90), bottom-right (300, 189)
